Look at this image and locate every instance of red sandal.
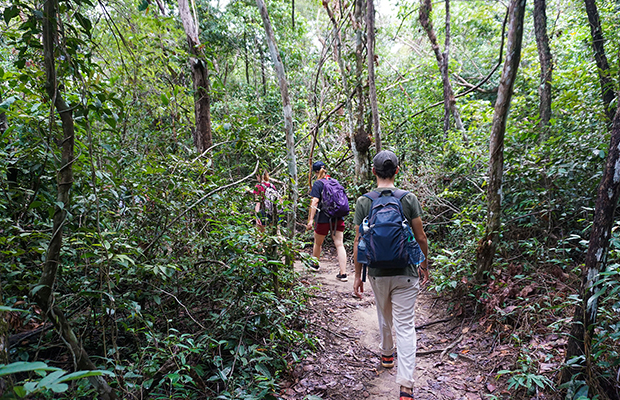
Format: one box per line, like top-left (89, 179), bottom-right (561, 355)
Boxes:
top-left (399, 391), bottom-right (414, 400)
top-left (381, 354), bottom-right (394, 368)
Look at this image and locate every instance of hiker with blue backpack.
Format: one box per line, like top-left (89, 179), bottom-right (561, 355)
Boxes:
top-left (305, 161), bottom-right (350, 282)
top-left (352, 150), bottom-right (429, 400)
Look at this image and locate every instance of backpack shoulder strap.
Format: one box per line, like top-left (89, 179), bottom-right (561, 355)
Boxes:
top-left (393, 189), bottom-right (409, 200)
top-left (362, 191), bottom-right (381, 201)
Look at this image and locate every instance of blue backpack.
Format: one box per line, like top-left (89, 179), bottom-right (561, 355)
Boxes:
top-left (320, 178), bottom-right (350, 218)
top-left (357, 189), bottom-right (425, 273)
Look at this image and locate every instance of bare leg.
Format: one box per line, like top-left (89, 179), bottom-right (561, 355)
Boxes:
top-left (313, 232), bottom-right (326, 261)
top-left (332, 230), bottom-right (347, 275)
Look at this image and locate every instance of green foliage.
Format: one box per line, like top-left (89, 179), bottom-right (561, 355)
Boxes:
top-left (0, 362), bottom-right (112, 398)
top-left (2, 0), bottom-right (620, 396)
top-left (497, 365), bottom-right (555, 392)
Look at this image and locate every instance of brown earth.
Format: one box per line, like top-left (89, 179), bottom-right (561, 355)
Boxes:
top-left (279, 247), bottom-right (518, 400)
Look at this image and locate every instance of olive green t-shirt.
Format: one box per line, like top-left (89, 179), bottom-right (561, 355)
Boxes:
top-left (353, 187), bottom-right (423, 277)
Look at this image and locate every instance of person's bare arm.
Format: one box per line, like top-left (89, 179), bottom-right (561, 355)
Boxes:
top-left (353, 226), bottom-right (365, 298)
top-left (411, 217), bottom-right (429, 285)
top-left (306, 197), bottom-right (320, 231)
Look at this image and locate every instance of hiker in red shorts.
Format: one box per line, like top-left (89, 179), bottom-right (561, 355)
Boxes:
top-left (305, 161), bottom-right (348, 282)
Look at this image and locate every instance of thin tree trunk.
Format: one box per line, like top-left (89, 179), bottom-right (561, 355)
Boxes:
top-left (0, 92), bottom-right (7, 134)
top-left (178, 0), bottom-right (213, 153)
top-left (323, 0), bottom-right (361, 183)
top-left (475, 0), bottom-right (526, 282)
top-left (583, 0), bottom-right (616, 122)
top-left (40, 2), bottom-right (116, 398)
top-left (255, 0), bottom-right (299, 238)
top-left (533, 0), bottom-right (553, 132)
top-left (0, 279), bottom-right (8, 366)
top-left (353, 0), bottom-right (370, 179)
top-left (257, 39), bottom-right (268, 97)
top-left (419, 0), bottom-right (463, 137)
top-left (366, 0), bottom-right (381, 152)
top-left (244, 30), bottom-right (250, 85)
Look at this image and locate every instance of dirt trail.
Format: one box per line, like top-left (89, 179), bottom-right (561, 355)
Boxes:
top-left (281, 249), bottom-right (501, 400)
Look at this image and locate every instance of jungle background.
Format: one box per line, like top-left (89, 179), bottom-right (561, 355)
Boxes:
top-left (0, 0), bottom-right (619, 396)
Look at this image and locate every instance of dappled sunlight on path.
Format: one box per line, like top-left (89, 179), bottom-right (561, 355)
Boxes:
top-left (279, 248), bottom-right (500, 400)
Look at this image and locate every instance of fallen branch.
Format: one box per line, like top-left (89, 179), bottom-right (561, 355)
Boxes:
top-left (417, 316), bottom-right (454, 330)
top-left (440, 334), bottom-right (463, 360)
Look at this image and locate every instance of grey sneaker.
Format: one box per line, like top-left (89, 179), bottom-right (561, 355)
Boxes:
top-left (336, 273), bottom-right (348, 282)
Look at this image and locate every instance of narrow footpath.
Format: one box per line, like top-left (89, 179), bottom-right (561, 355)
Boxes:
top-left (279, 248), bottom-right (511, 400)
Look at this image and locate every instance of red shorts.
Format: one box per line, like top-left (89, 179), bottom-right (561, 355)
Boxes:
top-left (314, 220), bottom-right (345, 236)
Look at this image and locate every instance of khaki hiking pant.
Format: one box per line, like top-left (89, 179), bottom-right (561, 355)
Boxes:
top-left (369, 274), bottom-right (420, 389)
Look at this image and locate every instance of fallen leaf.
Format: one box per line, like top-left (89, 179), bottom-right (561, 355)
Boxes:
top-left (486, 382), bottom-right (496, 392)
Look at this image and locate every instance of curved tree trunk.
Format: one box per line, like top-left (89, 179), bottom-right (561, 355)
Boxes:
top-left (475, 0), bottom-right (526, 282)
top-left (40, 1), bottom-right (117, 398)
top-left (419, 0), bottom-right (464, 137)
top-left (533, 0), bottom-right (553, 132)
top-left (561, 3), bottom-right (620, 384)
top-left (367, 0), bottom-right (382, 152)
top-left (583, 0), bottom-right (616, 122)
top-left (178, 0), bottom-right (213, 153)
top-left (256, 0), bottom-right (299, 238)
top-left (561, 99), bottom-right (620, 391)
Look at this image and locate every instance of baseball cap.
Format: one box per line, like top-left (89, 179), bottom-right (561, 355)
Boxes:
top-left (312, 161), bottom-right (326, 172)
top-left (373, 150), bottom-right (399, 172)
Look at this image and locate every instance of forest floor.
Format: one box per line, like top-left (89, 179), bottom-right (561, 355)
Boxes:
top-left (278, 245), bottom-right (520, 400)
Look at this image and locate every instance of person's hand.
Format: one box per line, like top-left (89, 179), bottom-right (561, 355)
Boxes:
top-left (306, 221), bottom-right (313, 231)
top-left (419, 263), bottom-right (429, 286)
top-left (353, 276), bottom-right (364, 299)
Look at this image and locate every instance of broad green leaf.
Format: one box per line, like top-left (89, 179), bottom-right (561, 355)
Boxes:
top-left (38, 370), bottom-right (67, 388)
top-left (3, 5), bottom-right (19, 24)
top-left (58, 369), bottom-right (114, 382)
top-left (0, 96), bottom-right (16, 112)
top-left (13, 386), bottom-right (27, 397)
top-left (0, 362), bottom-right (59, 377)
top-left (0, 306), bottom-right (28, 313)
top-left (49, 382), bottom-right (69, 393)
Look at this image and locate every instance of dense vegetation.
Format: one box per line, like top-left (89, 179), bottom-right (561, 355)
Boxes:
top-left (1, 0), bottom-right (619, 397)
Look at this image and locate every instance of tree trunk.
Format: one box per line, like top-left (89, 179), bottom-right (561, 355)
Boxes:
top-left (560, 50), bottom-right (620, 397)
top-left (0, 92), bottom-right (7, 134)
top-left (419, 0), bottom-right (464, 137)
top-left (583, 0), bottom-right (616, 122)
top-left (255, 0), bottom-right (299, 238)
top-left (533, 0), bottom-right (553, 132)
top-left (366, 0), bottom-right (382, 152)
top-left (40, 2), bottom-right (116, 399)
top-left (178, 0), bottom-right (213, 153)
top-left (475, 0), bottom-right (526, 282)
top-left (323, 0), bottom-right (361, 183)
top-left (244, 30), bottom-right (250, 85)
top-left (353, 0), bottom-right (370, 179)
top-left (258, 39), bottom-right (268, 97)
